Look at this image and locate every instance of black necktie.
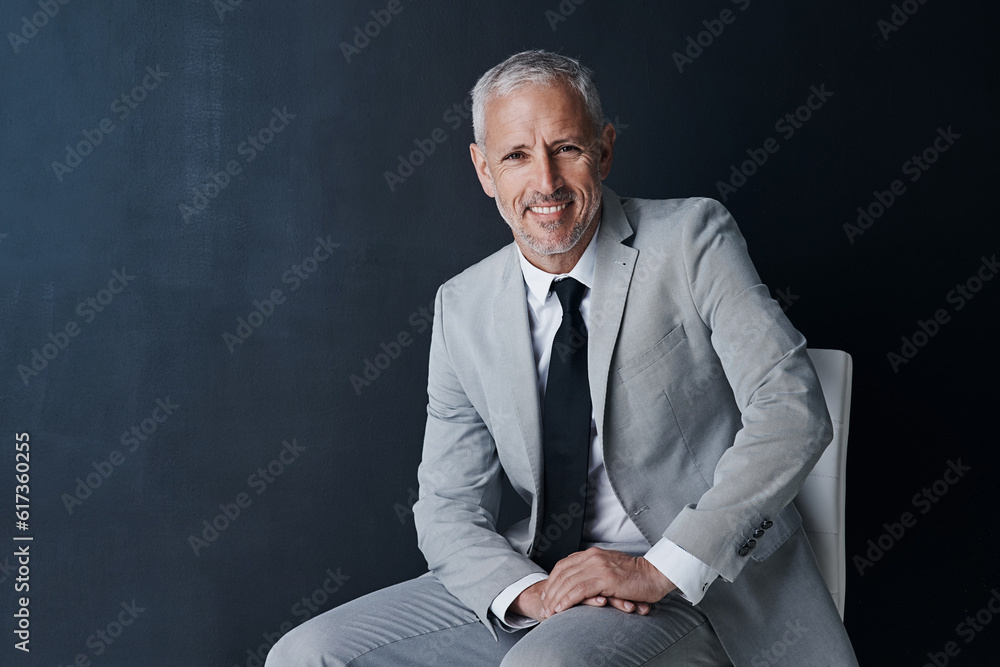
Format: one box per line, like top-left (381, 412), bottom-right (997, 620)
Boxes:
top-left (533, 277), bottom-right (591, 572)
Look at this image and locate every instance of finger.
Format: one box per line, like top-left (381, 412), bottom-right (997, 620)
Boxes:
top-left (601, 597), bottom-right (649, 615)
top-left (545, 549), bottom-right (636, 614)
top-left (608, 597), bottom-right (635, 613)
top-left (540, 564), bottom-right (582, 613)
top-left (546, 557), bottom-right (623, 614)
top-left (581, 596), bottom-right (608, 607)
top-left (548, 572), bottom-right (598, 614)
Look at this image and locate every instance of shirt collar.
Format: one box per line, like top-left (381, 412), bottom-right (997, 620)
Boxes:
top-left (516, 222), bottom-right (600, 303)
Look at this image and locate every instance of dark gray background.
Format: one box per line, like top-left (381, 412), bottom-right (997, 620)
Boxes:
top-left (1, 1), bottom-right (998, 665)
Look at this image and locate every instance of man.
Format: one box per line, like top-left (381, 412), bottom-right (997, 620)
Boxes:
top-left (267, 50), bottom-right (859, 666)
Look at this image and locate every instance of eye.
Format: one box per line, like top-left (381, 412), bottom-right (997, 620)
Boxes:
top-left (502, 152), bottom-right (525, 161)
top-left (556, 145), bottom-right (581, 154)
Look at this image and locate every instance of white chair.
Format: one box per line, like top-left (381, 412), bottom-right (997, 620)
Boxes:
top-left (794, 349), bottom-right (853, 619)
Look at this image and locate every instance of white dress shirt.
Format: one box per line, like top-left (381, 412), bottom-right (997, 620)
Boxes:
top-left (489, 224), bottom-right (719, 629)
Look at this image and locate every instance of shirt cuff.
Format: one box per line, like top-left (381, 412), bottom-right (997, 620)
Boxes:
top-left (490, 573), bottom-right (548, 631)
top-left (643, 538), bottom-right (719, 606)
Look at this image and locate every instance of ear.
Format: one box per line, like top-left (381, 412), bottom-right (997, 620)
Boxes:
top-left (470, 142), bottom-right (496, 198)
top-left (598, 123), bottom-right (616, 180)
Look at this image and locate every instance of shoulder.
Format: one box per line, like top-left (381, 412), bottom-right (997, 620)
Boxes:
top-left (436, 242), bottom-right (517, 306)
top-left (622, 195), bottom-right (733, 230)
top-left (617, 195), bottom-right (745, 251)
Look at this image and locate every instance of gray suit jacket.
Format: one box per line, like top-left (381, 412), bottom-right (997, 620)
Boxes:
top-left (413, 187), bottom-right (858, 666)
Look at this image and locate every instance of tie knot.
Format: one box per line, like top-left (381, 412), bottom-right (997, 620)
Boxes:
top-left (551, 277), bottom-right (587, 314)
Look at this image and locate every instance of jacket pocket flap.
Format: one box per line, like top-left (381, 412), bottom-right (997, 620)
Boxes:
top-left (617, 324), bottom-right (687, 384)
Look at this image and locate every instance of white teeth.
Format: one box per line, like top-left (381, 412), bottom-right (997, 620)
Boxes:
top-left (530, 203), bottom-right (568, 214)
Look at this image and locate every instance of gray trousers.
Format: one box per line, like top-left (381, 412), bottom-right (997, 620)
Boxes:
top-left (265, 544), bottom-right (733, 667)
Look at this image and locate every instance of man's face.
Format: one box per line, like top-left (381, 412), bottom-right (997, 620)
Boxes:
top-left (470, 81), bottom-right (615, 272)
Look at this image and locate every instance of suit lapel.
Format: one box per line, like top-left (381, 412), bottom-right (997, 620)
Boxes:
top-left (590, 187), bottom-right (637, 440)
top-left (493, 247), bottom-right (544, 498)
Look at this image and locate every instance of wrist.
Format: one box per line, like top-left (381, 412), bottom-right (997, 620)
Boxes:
top-left (639, 556), bottom-right (676, 600)
top-left (511, 581), bottom-right (545, 621)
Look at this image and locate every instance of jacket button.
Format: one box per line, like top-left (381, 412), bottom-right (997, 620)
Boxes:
top-left (746, 539), bottom-right (757, 549)
top-left (760, 519), bottom-right (773, 530)
top-left (738, 545), bottom-right (750, 557)
top-left (753, 528), bottom-right (765, 538)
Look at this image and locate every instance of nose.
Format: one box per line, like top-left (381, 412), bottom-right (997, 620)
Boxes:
top-left (533, 152), bottom-right (563, 195)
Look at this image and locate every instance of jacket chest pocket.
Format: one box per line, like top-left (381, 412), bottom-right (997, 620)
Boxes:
top-left (616, 324), bottom-right (687, 385)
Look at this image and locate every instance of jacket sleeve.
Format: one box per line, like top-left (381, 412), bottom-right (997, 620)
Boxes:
top-left (662, 198), bottom-right (833, 582)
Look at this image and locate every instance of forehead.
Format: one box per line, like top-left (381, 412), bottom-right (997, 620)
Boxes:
top-left (483, 81), bottom-right (592, 150)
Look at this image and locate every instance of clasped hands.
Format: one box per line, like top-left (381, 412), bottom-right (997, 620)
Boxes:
top-left (510, 547), bottom-right (676, 622)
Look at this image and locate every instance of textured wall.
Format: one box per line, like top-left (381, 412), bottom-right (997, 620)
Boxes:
top-left (1, 1), bottom-right (997, 665)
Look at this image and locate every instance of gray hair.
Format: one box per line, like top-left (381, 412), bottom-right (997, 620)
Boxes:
top-left (471, 50), bottom-right (604, 149)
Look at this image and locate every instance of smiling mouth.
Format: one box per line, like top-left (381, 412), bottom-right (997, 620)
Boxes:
top-left (528, 202), bottom-right (570, 215)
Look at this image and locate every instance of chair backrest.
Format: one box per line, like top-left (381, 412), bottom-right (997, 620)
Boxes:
top-left (793, 349), bottom-right (853, 619)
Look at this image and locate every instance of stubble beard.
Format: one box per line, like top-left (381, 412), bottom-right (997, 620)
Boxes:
top-left (491, 175), bottom-right (603, 258)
